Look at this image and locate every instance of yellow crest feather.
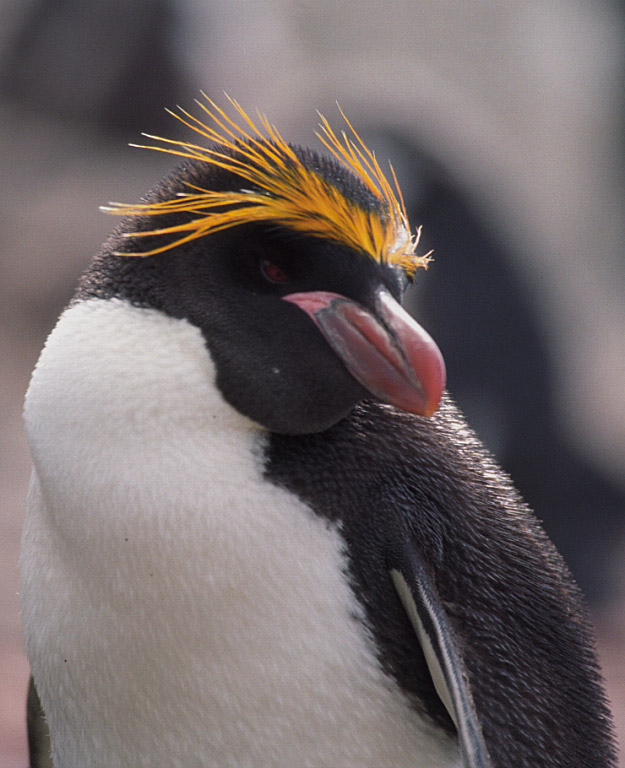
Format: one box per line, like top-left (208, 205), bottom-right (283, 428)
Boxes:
top-left (102, 94), bottom-right (431, 276)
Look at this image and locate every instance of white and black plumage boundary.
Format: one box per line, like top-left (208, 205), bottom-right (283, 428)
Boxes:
top-left (21, 100), bottom-right (616, 768)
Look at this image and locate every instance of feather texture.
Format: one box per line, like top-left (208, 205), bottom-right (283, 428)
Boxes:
top-left (102, 94), bottom-right (430, 275)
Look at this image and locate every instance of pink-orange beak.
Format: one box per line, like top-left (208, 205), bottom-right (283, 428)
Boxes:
top-left (283, 288), bottom-right (445, 417)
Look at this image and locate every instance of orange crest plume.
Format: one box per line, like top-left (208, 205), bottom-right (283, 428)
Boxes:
top-left (102, 93), bottom-right (431, 276)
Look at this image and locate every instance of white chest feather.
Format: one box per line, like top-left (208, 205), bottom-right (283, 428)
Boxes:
top-left (21, 299), bottom-right (459, 768)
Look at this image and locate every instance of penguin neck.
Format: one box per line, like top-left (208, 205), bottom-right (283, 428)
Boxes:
top-left (25, 297), bottom-right (264, 475)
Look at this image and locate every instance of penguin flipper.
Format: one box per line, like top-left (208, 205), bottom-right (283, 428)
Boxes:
top-left (390, 558), bottom-right (492, 768)
top-left (27, 675), bottom-right (53, 768)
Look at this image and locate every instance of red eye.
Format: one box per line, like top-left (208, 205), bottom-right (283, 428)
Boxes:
top-left (260, 259), bottom-right (290, 284)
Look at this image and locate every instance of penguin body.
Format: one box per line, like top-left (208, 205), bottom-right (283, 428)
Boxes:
top-left (20, 98), bottom-right (616, 767)
top-left (22, 298), bottom-right (457, 767)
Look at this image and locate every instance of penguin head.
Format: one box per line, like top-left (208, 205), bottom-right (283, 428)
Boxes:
top-left (87, 97), bottom-right (445, 434)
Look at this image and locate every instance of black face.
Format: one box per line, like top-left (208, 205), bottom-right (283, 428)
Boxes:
top-left (176, 226), bottom-right (407, 434)
top-left (78, 156), bottom-right (409, 434)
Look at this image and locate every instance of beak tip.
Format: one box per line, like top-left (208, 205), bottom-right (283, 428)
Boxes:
top-left (421, 394), bottom-right (443, 419)
top-left (427, 355), bottom-right (446, 416)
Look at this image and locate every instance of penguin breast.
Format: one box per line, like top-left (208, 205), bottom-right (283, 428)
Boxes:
top-left (21, 297), bottom-right (459, 767)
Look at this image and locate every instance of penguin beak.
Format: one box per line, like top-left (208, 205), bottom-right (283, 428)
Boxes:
top-left (283, 288), bottom-right (446, 417)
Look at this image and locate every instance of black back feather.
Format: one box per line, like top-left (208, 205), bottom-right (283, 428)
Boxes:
top-left (266, 394), bottom-right (617, 768)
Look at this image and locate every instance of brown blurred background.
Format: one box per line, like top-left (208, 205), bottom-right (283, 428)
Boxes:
top-left (1, 1), bottom-right (624, 765)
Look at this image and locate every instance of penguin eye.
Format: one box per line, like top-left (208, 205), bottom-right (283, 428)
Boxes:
top-left (260, 258), bottom-right (290, 284)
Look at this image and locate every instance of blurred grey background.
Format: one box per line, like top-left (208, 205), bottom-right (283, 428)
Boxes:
top-left (1, 1), bottom-right (624, 764)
